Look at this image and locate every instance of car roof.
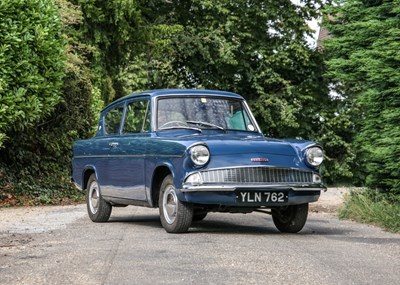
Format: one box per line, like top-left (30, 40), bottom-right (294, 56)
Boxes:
top-left (103, 89), bottom-right (244, 111)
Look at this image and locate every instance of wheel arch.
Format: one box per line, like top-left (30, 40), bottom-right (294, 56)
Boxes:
top-left (82, 166), bottom-right (97, 191)
top-left (150, 165), bottom-right (173, 208)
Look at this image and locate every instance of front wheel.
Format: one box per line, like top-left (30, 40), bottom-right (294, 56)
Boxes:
top-left (192, 210), bottom-right (208, 223)
top-left (159, 175), bottom-right (193, 233)
top-left (86, 174), bottom-right (112, 222)
top-left (272, 203), bottom-right (309, 233)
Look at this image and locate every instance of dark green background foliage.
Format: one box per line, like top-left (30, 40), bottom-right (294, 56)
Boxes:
top-left (0, 0), bottom-right (397, 203)
top-left (77, 0), bottom-right (144, 102)
top-left (137, 0), bottom-right (354, 183)
top-left (323, 0), bottom-right (400, 193)
top-left (140, 0), bottom-right (326, 137)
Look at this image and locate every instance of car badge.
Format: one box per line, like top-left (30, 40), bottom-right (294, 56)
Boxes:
top-left (251, 158), bottom-right (269, 162)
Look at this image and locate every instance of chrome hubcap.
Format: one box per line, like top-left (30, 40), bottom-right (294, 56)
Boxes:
top-left (89, 181), bottom-right (99, 214)
top-left (163, 185), bottom-right (177, 224)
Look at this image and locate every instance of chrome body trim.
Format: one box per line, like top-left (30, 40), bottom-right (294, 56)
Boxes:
top-left (72, 181), bottom-right (83, 191)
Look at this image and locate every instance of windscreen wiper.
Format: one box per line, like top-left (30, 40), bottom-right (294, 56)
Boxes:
top-left (158, 126), bottom-right (202, 133)
top-left (186, 121), bottom-right (225, 131)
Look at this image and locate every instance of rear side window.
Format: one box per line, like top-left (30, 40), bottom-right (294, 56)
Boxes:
top-left (104, 105), bottom-right (124, 135)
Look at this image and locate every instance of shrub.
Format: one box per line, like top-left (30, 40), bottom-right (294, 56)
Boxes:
top-left (0, 0), bottom-right (65, 147)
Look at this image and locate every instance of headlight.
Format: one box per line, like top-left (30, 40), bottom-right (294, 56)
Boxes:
top-left (306, 147), bottom-right (324, 167)
top-left (190, 145), bottom-right (210, 166)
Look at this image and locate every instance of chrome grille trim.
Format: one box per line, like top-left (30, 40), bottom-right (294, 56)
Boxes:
top-left (199, 167), bottom-right (313, 184)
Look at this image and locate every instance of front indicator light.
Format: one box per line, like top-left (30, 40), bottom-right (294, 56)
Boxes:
top-left (185, 173), bottom-right (203, 185)
top-left (313, 173), bottom-right (322, 183)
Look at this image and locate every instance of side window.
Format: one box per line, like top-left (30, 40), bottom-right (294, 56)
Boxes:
top-left (226, 101), bottom-right (247, 130)
top-left (123, 100), bottom-right (150, 133)
top-left (104, 105), bottom-right (124, 135)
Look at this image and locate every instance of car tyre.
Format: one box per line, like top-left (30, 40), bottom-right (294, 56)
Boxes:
top-left (192, 210), bottom-right (208, 222)
top-left (86, 174), bottom-right (112, 222)
top-left (272, 203), bottom-right (308, 233)
top-left (159, 175), bottom-right (193, 233)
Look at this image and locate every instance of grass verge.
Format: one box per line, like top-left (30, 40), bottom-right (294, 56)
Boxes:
top-left (339, 189), bottom-right (400, 233)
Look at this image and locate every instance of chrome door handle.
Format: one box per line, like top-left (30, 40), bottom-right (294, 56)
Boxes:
top-left (109, 142), bottom-right (119, 148)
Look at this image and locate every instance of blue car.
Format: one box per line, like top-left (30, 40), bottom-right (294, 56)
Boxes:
top-left (72, 89), bottom-right (325, 233)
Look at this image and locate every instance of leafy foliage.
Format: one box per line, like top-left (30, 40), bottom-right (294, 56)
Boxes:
top-left (0, 167), bottom-right (84, 206)
top-left (1, 0), bottom-right (381, 205)
top-left (0, 0), bottom-right (102, 201)
top-left (78, 0), bottom-right (146, 102)
top-left (139, 0), bottom-right (327, 137)
top-left (310, 95), bottom-right (358, 183)
top-left (0, 0), bottom-right (65, 147)
top-left (77, 0), bottom-right (188, 101)
top-left (323, 0), bottom-right (400, 193)
top-left (137, 0), bottom-right (355, 182)
top-left (137, 1), bottom-right (332, 139)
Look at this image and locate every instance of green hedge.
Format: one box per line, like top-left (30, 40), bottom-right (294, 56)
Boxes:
top-left (0, 0), bottom-right (65, 147)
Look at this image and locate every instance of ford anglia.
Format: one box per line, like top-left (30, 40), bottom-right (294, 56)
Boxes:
top-left (72, 89), bottom-right (326, 233)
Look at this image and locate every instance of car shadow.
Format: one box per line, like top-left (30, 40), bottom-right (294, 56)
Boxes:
top-left (106, 214), bottom-right (357, 236)
top-left (190, 220), bottom-right (279, 235)
top-left (108, 215), bottom-right (163, 229)
top-left (109, 215), bottom-right (280, 235)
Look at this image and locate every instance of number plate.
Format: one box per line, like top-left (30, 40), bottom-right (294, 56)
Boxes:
top-left (236, 191), bottom-right (288, 204)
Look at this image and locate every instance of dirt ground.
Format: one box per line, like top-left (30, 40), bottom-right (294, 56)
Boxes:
top-left (310, 187), bottom-right (350, 213)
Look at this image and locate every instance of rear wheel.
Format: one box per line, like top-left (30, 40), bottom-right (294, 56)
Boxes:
top-left (86, 174), bottom-right (112, 222)
top-left (159, 175), bottom-right (193, 233)
top-left (272, 203), bottom-right (309, 233)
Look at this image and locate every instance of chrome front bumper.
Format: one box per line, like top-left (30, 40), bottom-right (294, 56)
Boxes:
top-left (181, 183), bottom-right (327, 193)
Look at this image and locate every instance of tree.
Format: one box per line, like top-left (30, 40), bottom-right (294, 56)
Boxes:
top-left (138, 0), bottom-right (356, 182)
top-left (78, 0), bottom-right (189, 102)
top-left (323, 0), bottom-right (400, 193)
top-left (77, 0), bottom-right (148, 102)
top-left (139, 0), bottom-right (326, 135)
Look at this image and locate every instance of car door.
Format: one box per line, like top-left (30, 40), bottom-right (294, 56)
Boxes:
top-left (101, 98), bottom-right (151, 201)
top-left (95, 102), bottom-right (125, 199)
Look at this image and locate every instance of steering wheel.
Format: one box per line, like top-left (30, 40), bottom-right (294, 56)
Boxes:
top-left (160, 120), bottom-right (188, 129)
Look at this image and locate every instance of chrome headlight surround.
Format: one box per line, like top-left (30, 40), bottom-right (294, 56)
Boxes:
top-left (306, 147), bottom-right (324, 167)
top-left (189, 144), bottom-right (210, 166)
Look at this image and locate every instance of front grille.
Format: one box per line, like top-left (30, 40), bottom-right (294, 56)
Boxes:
top-left (200, 167), bottom-right (313, 184)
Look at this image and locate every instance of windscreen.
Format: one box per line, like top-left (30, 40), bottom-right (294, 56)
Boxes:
top-left (157, 97), bottom-right (257, 132)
